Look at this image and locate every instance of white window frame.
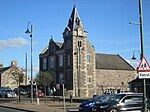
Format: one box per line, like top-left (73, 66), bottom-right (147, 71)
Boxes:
top-left (86, 54), bottom-right (91, 63)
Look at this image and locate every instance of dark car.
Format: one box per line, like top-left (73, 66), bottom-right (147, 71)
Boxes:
top-left (79, 94), bottom-right (114, 112)
top-left (13, 88), bottom-right (27, 95)
top-left (92, 92), bottom-right (150, 112)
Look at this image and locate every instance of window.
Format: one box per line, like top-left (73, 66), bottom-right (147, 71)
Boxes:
top-left (122, 96), bottom-right (142, 103)
top-left (43, 58), bottom-right (47, 69)
top-left (50, 57), bottom-right (54, 68)
top-left (78, 40), bottom-right (82, 47)
top-left (86, 54), bottom-right (91, 63)
top-left (67, 54), bottom-right (70, 66)
top-left (59, 54), bottom-right (63, 66)
top-left (87, 77), bottom-right (92, 84)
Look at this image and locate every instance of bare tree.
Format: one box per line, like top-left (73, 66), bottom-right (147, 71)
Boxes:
top-left (34, 71), bottom-right (54, 103)
top-left (12, 70), bottom-right (24, 103)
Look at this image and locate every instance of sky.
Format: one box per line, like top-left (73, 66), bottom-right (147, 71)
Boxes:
top-left (0, 0), bottom-right (150, 78)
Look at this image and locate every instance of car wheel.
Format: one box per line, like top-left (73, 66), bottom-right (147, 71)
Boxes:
top-left (2, 95), bottom-right (5, 98)
top-left (109, 108), bottom-right (118, 112)
top-left (147, 108), bottom-right (150, 112)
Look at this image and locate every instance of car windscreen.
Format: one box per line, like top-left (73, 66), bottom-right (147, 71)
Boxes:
top-left (108, 94), bottom-right (125, 102)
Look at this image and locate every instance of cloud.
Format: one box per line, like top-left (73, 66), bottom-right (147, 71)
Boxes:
top-left (0, 37), bottom-right (29, 49)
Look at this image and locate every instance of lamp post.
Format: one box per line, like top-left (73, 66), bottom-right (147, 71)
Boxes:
top-left (130, 0), bottom-right (147, 111)
top-left (25, 21), bottom-right (33, 103)
top-left (132, 50), bottom-right (141, 60)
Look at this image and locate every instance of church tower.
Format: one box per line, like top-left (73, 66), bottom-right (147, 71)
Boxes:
top-left (63, 5), bottom-right (96, 97)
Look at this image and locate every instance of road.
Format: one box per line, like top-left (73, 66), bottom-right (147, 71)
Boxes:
top-left (0, 107), bottom-right (25, 112)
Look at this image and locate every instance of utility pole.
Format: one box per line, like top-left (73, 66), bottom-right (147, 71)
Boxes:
top-left (139, 0), bottom-right (147, 111)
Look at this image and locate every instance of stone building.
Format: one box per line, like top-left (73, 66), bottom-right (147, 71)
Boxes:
top-left (95, 53), bottom-right (136, 95)
top-left (0, 60), bottom-right (28, 89)
top-left (39, 6), bottom-right (136, 97)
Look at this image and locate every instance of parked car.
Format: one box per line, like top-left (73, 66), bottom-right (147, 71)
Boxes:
top-left (1, 89), bottom-right (17, 98)
top-left (92, 92), bottom-right (150, 112)
top-left (13, 88), bottom-right (27, 95)
top-left (28, 88), bottom-right (44, 98)
top-left (79, 94), bottom-right (114, 112)
top-left (0, 87), bottom-right (11, 97)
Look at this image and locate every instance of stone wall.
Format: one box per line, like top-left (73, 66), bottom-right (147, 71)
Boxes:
top-left (95, 69), bottom-right (136, 94)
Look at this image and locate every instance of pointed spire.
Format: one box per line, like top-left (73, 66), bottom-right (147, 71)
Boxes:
top-left (65, 5), bottom-right (84, 31)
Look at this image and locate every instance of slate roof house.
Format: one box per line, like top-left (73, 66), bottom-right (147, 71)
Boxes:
top-left (0, 60), bottom-right (28, 89)
top-left (39, 6), bottom-right (136, 97)
top-left (95, 53), bottom-right (136, 95)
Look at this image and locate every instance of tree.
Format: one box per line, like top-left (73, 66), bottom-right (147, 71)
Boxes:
top-left (34, 71), bottom-right (54, 103)
top-left (12, 70), bottom-right (24, 103)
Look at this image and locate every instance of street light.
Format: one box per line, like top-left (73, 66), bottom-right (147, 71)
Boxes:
top-left (25, 21), bottom-right (33, 103)
top-left (132, 50), bottom-right (141, 60)
top-left (130, 0), bottom-right (147, 111)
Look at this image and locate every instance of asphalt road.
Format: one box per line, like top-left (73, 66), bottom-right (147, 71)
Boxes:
top-left (0, 107), bottom-right (25, 112)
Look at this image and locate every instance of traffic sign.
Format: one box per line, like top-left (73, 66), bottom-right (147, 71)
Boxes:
top-left (137, 56), bottom-right (150, 79)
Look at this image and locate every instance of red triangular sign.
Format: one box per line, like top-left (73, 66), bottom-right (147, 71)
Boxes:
top-left (137, 56), bottom-right (150, 72)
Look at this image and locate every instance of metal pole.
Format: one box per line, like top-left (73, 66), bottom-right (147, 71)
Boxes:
top-left (139, 0), bottom-right (147, 111)
top-left (78, 47), bottom-right (80, 97)
top-left (30, 25), bottom-right (33, 103)
top-left (63, 84), bottom-right (66, 112)
top-left (25, 53), bottom-right (27, 85)
top-left (25, 21), bottom-right (33, 103)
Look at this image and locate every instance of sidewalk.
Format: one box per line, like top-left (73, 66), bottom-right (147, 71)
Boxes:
top-left (0, 100), bottom-right (80, 112)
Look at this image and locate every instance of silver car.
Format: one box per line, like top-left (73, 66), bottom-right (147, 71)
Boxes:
top-left (1, 89), bottom-right (17, 98)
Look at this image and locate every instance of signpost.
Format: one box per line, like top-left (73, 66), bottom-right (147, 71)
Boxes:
top-left (137, 56), bottom-right (150, 79)
top-left (137, 56), bottom-right (150, 112)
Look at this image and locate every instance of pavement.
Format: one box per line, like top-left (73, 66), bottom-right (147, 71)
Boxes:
top-left (0, 98), bottom-right (84, 112)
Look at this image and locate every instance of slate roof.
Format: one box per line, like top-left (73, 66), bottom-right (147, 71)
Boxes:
top-left (65, 5), bottom-right (84, 31)
top-left (96, 53), bottom-right (135, 70)
top-left (0, 67), bottom-right (11, 75)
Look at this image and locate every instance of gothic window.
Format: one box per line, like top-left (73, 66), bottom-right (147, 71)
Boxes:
top-left (67, 54), bottom-right (70, 66)
top-left (58, 54), bottom-right (63, 67)
top-left (86, 54), bottom-right (91, 63)
top-left (43, 58), bottom-right (47, 69)
top-left (76, 18), bottom-right (80, 27)
top-left (50, 57), bottom-right (54, 68)
top-left (78, 40), bottom-right (82, 48)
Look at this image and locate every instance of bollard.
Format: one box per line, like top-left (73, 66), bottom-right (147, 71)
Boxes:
top-left (37, 98), bottom-right (39, 105)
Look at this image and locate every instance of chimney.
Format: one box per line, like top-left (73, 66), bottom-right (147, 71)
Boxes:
top-left (0, 62), bottom-right (3, 68)
top-left (11, 60), bottom-right (17, 67)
